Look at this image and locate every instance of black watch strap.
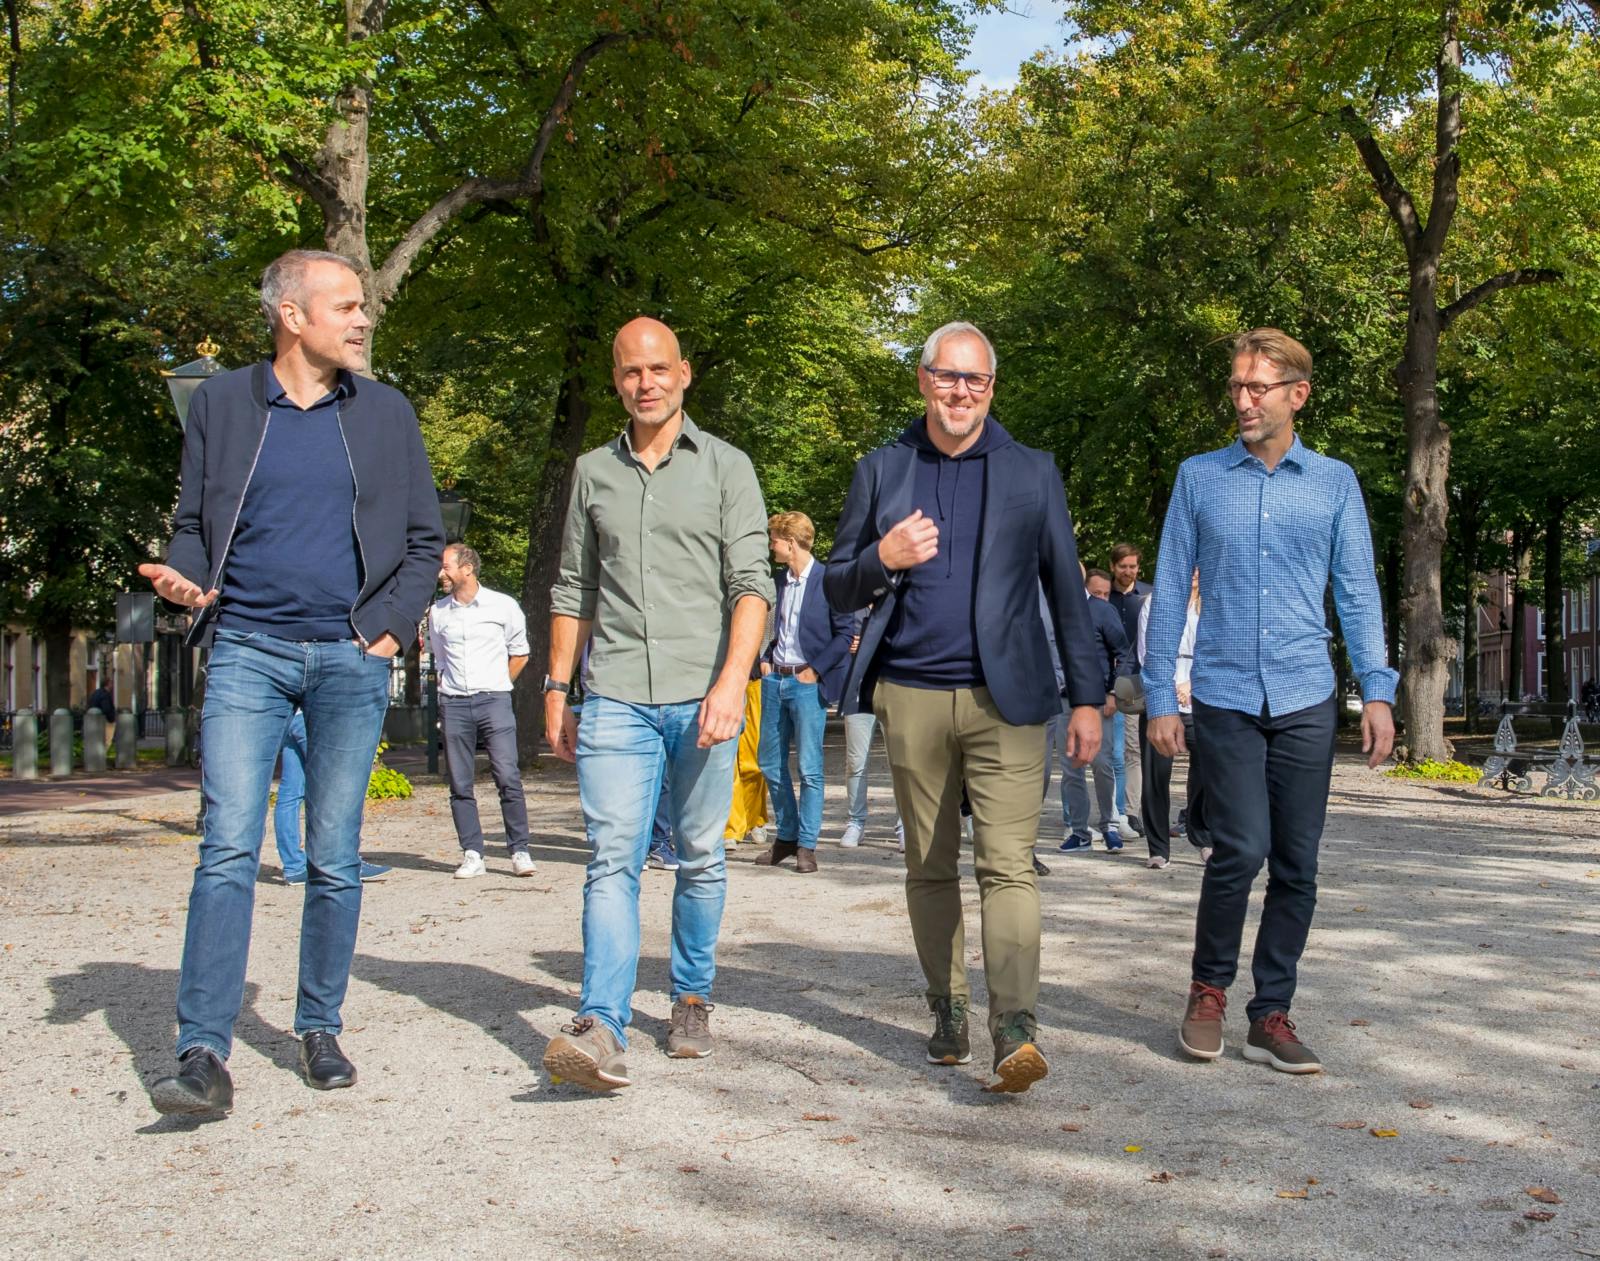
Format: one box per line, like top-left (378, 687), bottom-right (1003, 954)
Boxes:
top-left (542, 675), bottom-right (571, 695)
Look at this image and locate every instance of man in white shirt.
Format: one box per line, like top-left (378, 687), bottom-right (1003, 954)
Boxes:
top-left (1136, 571), bottom-right (1209, 869)
top-left (427, 543), bottom-right (534, 878)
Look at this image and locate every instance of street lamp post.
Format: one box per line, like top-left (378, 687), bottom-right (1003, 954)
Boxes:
top-left (425, 484), bottom-right (473, 775)
top-left (161, 337), bottom-right (224, 433)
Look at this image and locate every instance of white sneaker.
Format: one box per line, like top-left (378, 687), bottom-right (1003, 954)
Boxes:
top-left (894, 821), bottom-right (905, 853)
top-left (510, 850), bottom-right (537, 877)
top-left (747, 825), bottom-right (768, 848)
top-left (454, 851), bottom-right (486, 879)
top-left (839, 822), bottom-right (864, 848)
top-left (961, 815), bottom-right (975, 845)
top-left (1145, 855), bottom-right (1170, 870)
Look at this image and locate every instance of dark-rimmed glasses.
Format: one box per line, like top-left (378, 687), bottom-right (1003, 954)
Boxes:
top-left (926, 367), bottom-right (995, 393)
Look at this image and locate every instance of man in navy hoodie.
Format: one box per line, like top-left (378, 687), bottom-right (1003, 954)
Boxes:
top-left (825, 321), bottom-right (1103, 1093)
top-left (139, 249), bottom-right (444, 1114)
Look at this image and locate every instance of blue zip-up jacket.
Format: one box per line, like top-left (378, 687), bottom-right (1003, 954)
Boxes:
top-left (162, 360), bottom-right (446, 648)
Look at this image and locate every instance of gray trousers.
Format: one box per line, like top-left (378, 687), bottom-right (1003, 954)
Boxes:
top-left (441, 692), bottom-right (529, 854)
top-left (1059, 707), bottom-right (1116, 835)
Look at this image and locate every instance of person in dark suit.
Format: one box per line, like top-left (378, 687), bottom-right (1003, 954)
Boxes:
top-left (756, 511), bottom-right (855, 873)
top-left (824, 320), bottom-right (1103, 1094)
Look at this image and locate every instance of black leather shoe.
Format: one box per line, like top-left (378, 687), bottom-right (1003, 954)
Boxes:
top-left (300, 1031), bottom-right (357, 1090)
top-left (150, 1048), bottom-right (233, 1115)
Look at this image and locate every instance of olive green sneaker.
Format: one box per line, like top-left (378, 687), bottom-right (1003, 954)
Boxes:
top-left (926, 996), bottom-right (972, 1065)
top-left (989, 1011), bottom-right (1048, 1094)
top-left (543, 1016), bottom-right (631, 1091)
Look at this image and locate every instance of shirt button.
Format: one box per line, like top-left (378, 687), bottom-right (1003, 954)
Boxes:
top-left (1262, 511), bottom-right (1270, 519)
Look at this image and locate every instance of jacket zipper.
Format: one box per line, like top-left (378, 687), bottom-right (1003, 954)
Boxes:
top-left (335, 403), bottom-right (372, 645)
top-left (207, 409), bottom-right (272, 596)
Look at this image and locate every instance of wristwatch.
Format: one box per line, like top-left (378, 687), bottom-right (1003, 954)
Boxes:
top-left (542, 675), bottom-right (571, 695)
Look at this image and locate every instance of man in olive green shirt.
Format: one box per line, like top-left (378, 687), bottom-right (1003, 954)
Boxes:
top-left (541, 316), bottom-right (773, 1092)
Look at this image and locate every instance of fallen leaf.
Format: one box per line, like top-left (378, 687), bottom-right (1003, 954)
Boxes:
top-left (1124, 1145), bottom-right (1143, 1153)
top-left (802, 1113), bottom-right (837, 1122)
top-left (1351, 905), bottom-right (1368, 912)
top-left (485, 1197), bottom-right (498, 1206)
top-left (1059, 1123), bottom-right (1082, 1133)
top-left (1276, 1189), bottom-right (1309, 1199)
top-left (1369, 1129), bottom-right (1399, 1139)
top-left (1445, 1156), bottom-right (1472, 1164)
top-left (826, 1135), bottom-right (858, 1145)
top-left (1332, 1120), bottom-right (1367, 1129)
top-left (1523, 1210), bottom-right (1556, 1223)
top-left (1408, 1099), bottom-right (1433, 1110)
top-left (1149, 1171), bottom-right (1175, 1183)
top-left (1005, 1225), bottom-right (1029, 1232)
top-left (720, 1152), bottom-right (731, 1162)
top-left (1349, 1019), bottom-right (1371, 1027)
top-left (1306, 1177), bottom-right (1320, 1185)
top-left (677, 1165), bottom-right (700, 1174)
top-left (1525, 1187), bottom-right (1561, 1204)
top-left (1207, 1251), bottom-right (1227, 1259)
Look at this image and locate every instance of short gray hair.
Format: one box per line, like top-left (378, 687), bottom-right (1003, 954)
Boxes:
top-left (919, 321), bottom-right (996, 374)
top-left (260, 249), bottom-right (360, 333)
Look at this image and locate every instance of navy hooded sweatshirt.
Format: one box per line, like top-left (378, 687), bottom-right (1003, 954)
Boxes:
top-left (875, 416), bottom-right (1008, 691)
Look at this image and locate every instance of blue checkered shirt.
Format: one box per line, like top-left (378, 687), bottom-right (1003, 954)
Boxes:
top-left (1144, 435), bottom-right (1398, 719)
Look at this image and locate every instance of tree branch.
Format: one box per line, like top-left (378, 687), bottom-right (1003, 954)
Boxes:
top-left (1420, 9), bottom-right (1463, 261)
top-left (1341, 104), bottom-right (1421, 256)
top-left (1439, 268), bottom-right (1562, 330)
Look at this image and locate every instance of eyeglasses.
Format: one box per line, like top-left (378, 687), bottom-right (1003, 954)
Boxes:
top-left (926, 367), bottom-right (995, 393)
top-left (1226, 378), bottom-right (1301, 401)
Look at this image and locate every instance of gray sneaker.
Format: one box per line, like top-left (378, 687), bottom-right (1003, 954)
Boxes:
top-left (989, 1011), bottom-right (1048, 1094)
top-left (666, 996), bottom-right (714, 1058)
top-left (1244, 1011), bottom-right (1323, 1074)
top-left (926, 996), bottom-right (972, 1065)
top-left (543, 1017), bottom-right (631, 1091)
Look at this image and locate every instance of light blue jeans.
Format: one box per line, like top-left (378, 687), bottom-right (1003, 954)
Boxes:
top-left (177, 629), bottom-right (390, 1059)
top-left (273, 710), bottom-right (309, 880)
top-left (757, 673), bottom-right (827, 849)
top-left (575, 694), bottom-right (739, 1045)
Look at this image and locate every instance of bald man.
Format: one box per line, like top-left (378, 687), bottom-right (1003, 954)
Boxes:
top-left (542, 317), bottom-right (774, 1091)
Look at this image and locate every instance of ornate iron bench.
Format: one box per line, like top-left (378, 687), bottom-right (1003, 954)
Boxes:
top-left (1479, 700), bottom-right (1596, 800)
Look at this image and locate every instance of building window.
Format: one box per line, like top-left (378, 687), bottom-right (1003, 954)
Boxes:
top-left (1537, 651), bottom-right (1545, 696)
top-left (1585, 647), bottom-right (1593, 686)
top-left (1585, 586), bottom-right (1592, 632)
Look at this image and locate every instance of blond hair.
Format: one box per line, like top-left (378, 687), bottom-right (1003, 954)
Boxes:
top-left (768, 511), bottom-right (815, 549)
top-left (1232, 327), bottom-right (1312, 382)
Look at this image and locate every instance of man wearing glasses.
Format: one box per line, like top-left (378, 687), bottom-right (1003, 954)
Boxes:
top-left (825, 321), bottom-right (1104, 1093)
top-left (1144, 327), bottom-right (1396, 1075)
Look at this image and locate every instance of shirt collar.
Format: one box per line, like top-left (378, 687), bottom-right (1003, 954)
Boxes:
top-left (265, 361), bottom-right (349, 409)
top-left (790, 556), bottom-right (815, 585)
top-left (1226, 433), bottom-right (1308, 472)
top-left (617, 412), bottom-right (703, 460)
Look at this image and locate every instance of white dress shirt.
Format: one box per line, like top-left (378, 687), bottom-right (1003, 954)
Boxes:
top-left (1139, 598), bottom-right (1199, 715)
top-left (772, 557), bottom-right (815, 667)
top-left (427, 585), bottom-right (530, 695)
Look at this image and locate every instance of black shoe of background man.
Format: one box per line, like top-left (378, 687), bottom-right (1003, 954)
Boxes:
top-left (150, 1048), bottom-right (233, 1116)
top-left (1123, 815), bottom-right (1144, 837)
top-left (300, 1031), bottom-right (357, 1091)
top-left (1032, 855), bottom-right (1050, 876)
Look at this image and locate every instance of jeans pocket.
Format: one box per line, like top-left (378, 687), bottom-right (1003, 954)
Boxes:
top-left (214, 628), bottom-right (260, 644)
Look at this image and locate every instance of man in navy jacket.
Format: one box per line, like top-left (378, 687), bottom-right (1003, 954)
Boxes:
top-left (824, 321), bottom-right (1102, 1094)
top-left (755, 511), bottom-right (854, 873)
top-left (139, 249), bottom-right (444, 1115)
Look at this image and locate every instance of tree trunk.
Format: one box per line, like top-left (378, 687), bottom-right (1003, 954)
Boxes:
top-left (1542, 496), bottom-right (1567, 703)
top-left (43, 626), bottom-right (72, 712)
top-left (1509, 524), bottom-right (1530, 701)
top-left (1458, 492), bottom-right (1480, 733)
top-left (1382, 535), bottom-right (1402, 676)
top-left (515, 321), bottom-right (599, 766)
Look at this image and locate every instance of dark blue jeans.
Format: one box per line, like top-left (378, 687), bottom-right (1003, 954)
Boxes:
top-left (176, 629), bottom-right (391, 1059)
top-left (1190, 692), bottom-right (1336, 1022)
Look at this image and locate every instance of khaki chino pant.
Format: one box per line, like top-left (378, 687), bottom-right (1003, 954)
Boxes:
top-left (875, 681), bottom-right (1046, 1039)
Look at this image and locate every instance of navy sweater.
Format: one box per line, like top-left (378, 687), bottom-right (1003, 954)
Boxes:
top-left (875, 417), bottom-right (1004, 690)
top-left (215, 367), bottom-right (361, 640)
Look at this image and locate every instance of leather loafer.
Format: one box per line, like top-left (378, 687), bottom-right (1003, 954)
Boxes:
top-left (757, 840), bottom-right (799, 867)
top-left (795, 846), bottom-right (818, 874)
top-left (300, 1031), bottom-right (357, 1091)
top-left (150, 1048), bottom-right (233, 1115)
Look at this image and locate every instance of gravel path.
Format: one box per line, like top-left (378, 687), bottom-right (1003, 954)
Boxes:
top-left (2, 733), bottom-right (1597, 1260)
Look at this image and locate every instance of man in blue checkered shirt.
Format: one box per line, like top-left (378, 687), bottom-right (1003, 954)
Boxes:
top-left (1145, 327), bottom-right (1397, 1076)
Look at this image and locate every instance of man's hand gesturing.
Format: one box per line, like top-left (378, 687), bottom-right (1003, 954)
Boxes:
top-left (137, 563), bottom-right (218, 609)
top-left (878, 509), bottom-right (939, 572)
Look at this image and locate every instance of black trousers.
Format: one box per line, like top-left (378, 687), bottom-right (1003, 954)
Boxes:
top-left (1190, 693), bottom-right (1337, 1022)
top-left (441, 692), bottom-right (530, 854)
top-left (1139, 712), bottom-right (1211, 860)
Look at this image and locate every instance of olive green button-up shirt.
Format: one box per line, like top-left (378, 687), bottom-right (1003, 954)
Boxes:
top-left (551, 414), bottom-right (775, 705)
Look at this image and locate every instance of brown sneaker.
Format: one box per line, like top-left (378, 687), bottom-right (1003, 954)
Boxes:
top-left (666, 995), bottom-right (714, 1058)
top-left (543, 1016), bottom-right (631, 1091)
top-left (1179, 981), bottom-right (1227, 1060)
top-left (795, 846), bottom-right (818, 873)
top-left (1243, 1011), bottom-right (1322, 1074)
top-left (757, 840), bottom-right (799, 867)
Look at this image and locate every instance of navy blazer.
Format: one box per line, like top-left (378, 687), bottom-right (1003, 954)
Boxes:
top-left (823, 418), bottom-right (1104, 725)
top-left (765, 563), bottom-right (856, 707)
